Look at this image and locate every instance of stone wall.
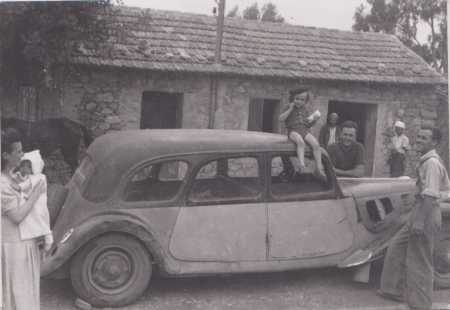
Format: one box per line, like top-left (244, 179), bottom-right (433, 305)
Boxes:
top-left (213, 78), bottom-right (445, 177)
top-left (2, 66), bottom-right (447, 181)
top-left (62, 67), bottom-right (212, 136)
top-left (61, 67), bottom-right (446, 178)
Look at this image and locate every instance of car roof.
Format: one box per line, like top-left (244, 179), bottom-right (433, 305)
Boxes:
top-left (89, 129), bottom-right (296, 165)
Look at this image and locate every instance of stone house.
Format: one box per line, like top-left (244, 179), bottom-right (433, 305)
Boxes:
top-left (1, 6), bottom-right (447, 177)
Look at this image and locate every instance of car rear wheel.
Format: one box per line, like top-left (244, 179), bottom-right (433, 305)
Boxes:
top-left (70, 233), bottom-right (152, 307)
top-left (434, 217), bottom-right (450, 289)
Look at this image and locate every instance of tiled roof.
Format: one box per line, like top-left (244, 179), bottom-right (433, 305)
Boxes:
top-left (71, 6), bottom-right (446, 84)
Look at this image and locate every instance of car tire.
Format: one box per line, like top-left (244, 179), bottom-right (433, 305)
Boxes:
top-left (70, 233), bottom-right (152, 307)
top-left (434, 217), bottom-right (450, 289)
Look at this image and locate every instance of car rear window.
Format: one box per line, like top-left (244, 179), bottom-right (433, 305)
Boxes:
top-left (124, 160), bottom-right (189, 202)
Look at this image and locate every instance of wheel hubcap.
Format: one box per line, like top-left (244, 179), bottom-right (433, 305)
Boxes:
top-left (90, 249), bottom-right (133, 292)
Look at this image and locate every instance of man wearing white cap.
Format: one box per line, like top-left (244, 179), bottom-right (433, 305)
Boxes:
top-left (388, 120), bottom-right (410, 177)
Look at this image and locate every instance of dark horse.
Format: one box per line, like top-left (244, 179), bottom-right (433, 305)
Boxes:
top-left (1, 117), bottom-right (93, 173)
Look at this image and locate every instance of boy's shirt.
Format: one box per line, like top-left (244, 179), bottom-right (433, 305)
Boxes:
top-left (284, 104), bottom-right (313, 129)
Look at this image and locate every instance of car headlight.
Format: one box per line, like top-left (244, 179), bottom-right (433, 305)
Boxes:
top-left (60, 228), bottom-right (74, 244)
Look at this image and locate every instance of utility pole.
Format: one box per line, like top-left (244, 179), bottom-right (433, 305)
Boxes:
top-left (209, 0), bottom-right (226, 129)
top-left (448, 1), bottom-right (450, 168)
top-left (215, 0), bottom-right (225, 63)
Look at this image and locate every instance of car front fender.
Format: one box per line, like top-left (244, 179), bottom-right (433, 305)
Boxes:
top-left (338, 212), bottom-right (410, 268)
top-left (41, 212), bottom-right (165, 278)
top-left (339, 204), bottom-right (450, 269)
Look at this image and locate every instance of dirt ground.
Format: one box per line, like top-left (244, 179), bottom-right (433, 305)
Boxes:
top-left (41, 265), bottom-right (450, 310)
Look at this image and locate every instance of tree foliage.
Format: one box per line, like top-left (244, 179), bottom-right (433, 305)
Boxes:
top-left (227, 2), bottom-right (284, 23)
top-left (242, 3), bottom-right (260, 20)
top-left (260, 3), bottom-right (284, 23)
top-left (0, 1), bottom-right (120, 90)
top-left (353, 0), bottom-right (447, 73)
top-left (226, 5), bottom-right (240, 18)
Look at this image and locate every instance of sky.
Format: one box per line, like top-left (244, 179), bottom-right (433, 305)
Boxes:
top-left (122, 0), bottom-right (366, 31)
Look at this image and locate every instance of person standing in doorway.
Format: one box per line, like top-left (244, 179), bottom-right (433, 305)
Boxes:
top-left (319, 112), bottom-right (340, 148)
top-left (378, 127), bottom-right (450, 310)
top-left (388, 120), bottom-right (410, 177)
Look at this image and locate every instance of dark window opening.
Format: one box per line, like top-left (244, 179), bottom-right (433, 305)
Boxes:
top-left (140, 91), bottom-right (183, 129)
top-left (248, 98), bottom-right (280, 133)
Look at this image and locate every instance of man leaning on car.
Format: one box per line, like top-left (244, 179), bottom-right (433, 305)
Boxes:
top-left (326, 120), bottom-right (366, 178)
top-left (378, 127), bottom-right (450, 310)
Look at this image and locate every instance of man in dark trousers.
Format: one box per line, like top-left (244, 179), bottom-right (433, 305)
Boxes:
top-left (378, 127), bottom-right (450, 310)
top-left (319, 112), bottom-right (340, 148)
top-left (388, 120), bottom-right (410, 177)
top-left (327, 120), bottom-right (365, 178)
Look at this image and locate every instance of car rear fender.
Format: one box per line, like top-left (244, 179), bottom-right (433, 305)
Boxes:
top-left (41, 213), bottom-right (165, 278)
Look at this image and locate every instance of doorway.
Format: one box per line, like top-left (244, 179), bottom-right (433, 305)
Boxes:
top-left (328, 101), bottom-right (378, 176)
top-left (140, 91), bottom-right (183, 129)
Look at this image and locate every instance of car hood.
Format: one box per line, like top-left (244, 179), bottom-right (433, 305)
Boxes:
top-left (338, 177), bottom-right (416, 198)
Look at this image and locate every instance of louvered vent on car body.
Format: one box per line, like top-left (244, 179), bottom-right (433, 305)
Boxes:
top-left (366, 198), bottom-right (393, 222)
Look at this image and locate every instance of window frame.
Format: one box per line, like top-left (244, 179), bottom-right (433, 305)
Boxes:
top-left (266, 151), bottom-right (338, 203)
top-left (119, 156), bottom-right (191, 208)
top-left (185, 152), bottom-right (266, 207)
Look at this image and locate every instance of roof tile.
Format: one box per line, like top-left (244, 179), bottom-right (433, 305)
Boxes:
top-left (72, 6), bottom-right (446, 84)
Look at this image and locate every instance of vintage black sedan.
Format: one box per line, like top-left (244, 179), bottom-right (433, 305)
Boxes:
top-left (42, 129), bottom-right (450, 307)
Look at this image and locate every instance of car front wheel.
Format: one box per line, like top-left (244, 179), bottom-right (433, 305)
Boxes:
top-left (70, 233), bottom-right (152, 307)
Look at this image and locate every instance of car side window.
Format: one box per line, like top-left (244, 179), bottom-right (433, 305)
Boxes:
top-left (196, 161), bottom-right (217, 179)
top-left (188, 156), bottom-right (262, 204)
top-left (124, 160), bottom-right (188, 202)
top-left (271, 154), bottom-right (332, 199)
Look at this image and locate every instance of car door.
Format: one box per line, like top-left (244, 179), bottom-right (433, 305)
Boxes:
top-left (267, 153), bottom-right (354, 259)
top-left (169, 154), bottom-right (267, 262)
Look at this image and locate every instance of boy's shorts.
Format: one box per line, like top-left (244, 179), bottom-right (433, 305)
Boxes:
top-left (288, 125), bottom-right (310, 139)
